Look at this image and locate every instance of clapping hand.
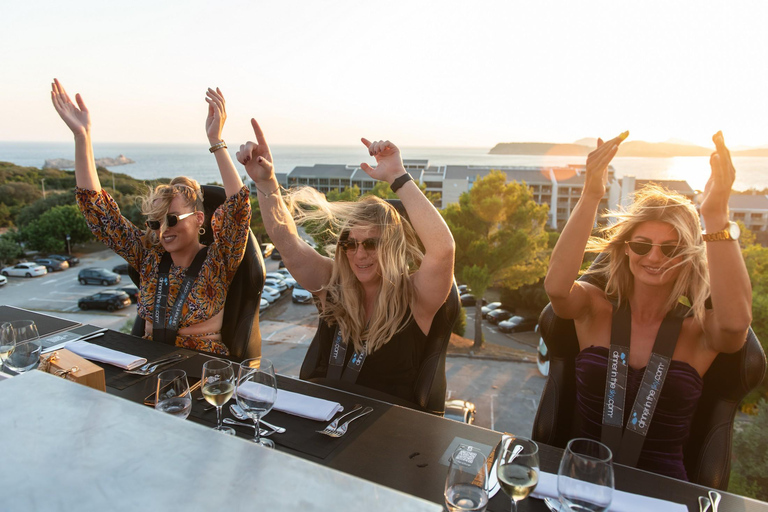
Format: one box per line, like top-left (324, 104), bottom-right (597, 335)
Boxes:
top-left (700, 131), bottom-right (735, 226)
top-left (583, 131), bottom-right (629, 200)
top-left (205, 87), bottom-right (227, 144)
top-left (360, 138), bottom-right (406, 184)
top-left (50, 79), bottom-right (90, 137)
top-left (236, 119), bottom-right (274, 184)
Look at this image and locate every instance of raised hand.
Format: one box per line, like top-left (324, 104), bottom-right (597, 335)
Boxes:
top-left (583, 131), bottom-right (628, 200)
top-left (50, 79), bottom-right (91, 137)
top-left (205, 87), bottom-right (227, 144)
top-left (360, 138), bottom-right (406, 184)
top-left (236, 118), bottom-right (274, 184)
top-left (700, 131), bottom-right (735, 227)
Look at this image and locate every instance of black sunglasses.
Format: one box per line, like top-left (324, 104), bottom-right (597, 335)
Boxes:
top-left (338, 237), bottom-right (379, 253)
top-left (625, 240), bottom-right (683, 258)
top-left (146, 212), bottom-right (196, 231)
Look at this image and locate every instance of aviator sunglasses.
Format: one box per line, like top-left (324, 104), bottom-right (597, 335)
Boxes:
top-left (625, 240), bottom-right (683, 258)
top-left (146, 212), bottom-right (196, 231)
top-left (338, 237), bottom-right (379, 254)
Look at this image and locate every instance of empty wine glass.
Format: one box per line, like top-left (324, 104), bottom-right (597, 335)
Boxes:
top-left (444, 445), bottom-right (489, 512)
top-left (0, 322), bottom-right (16, 367)
top-left (3, 320), bottom-right (41, 374)
top-left (558, 438), bottom-right (614, 512)
top-left (155, 369), bottom-right (192, 419)
top-left (202, 358), bottom-right (236, 435)
top-left (497, 436), bottom-right (539, 512)
top-left (236, 358), bottom-right (277, 448)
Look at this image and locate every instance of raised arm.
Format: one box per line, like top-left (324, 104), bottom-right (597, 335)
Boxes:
top-left (237, 119), bottom-right (332, 292)
top-left (205, 88), bottom-right (243, 197)
top-left (544, 132), bottom-right (628, 319)
top-left (701, 132), bottom-right (752, 352)
top-left (360, 139), bottom-right (455, 325)
top-left (50, 79), bottom-right (100, 191)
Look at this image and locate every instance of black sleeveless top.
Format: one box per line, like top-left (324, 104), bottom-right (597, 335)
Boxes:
top-left (306, 312), bottom-right (429, 404)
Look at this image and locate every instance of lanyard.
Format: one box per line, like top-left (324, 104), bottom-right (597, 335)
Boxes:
top-left (152, 248), bottom-right (208, 345)
top-left (327, 326), bottom-right (367, 383)
top-left (600, 302), bottom-right (686, 467)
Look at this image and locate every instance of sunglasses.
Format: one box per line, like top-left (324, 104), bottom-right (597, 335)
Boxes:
top-left (146, 212), bottom-right (196, 231)
top-left (338, 237), bottom-right (379, 254)
top-left (625, 240), bottom-right (683, 258)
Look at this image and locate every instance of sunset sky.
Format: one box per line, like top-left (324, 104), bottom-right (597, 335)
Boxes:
top-left (4, 0), bottom-right (768, 148)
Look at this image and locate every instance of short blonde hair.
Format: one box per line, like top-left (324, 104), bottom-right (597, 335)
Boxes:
top-left (586, 184), bottom-right (709, 325)
top-left (140, 176), bottom-right (204, 247)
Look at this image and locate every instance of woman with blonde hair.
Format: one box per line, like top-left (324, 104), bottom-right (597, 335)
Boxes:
top-left (51, 80), bottom-right (251, 355)
top-left (237, 120), bottom-right (455, 403)
top-left (544, 131), bottom-right (752, 480)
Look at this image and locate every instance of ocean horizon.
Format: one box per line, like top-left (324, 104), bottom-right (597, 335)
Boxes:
top-left (1, 141), bottom-right (767, 193)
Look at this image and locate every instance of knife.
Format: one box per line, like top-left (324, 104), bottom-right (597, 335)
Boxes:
top-left (144, 379), bottom-right (201, 406)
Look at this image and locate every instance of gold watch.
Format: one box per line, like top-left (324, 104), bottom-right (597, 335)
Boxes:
top-left (703, 221), bottom-right (740, 242)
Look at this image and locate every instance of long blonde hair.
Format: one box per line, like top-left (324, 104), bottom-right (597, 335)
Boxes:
top-left (140, 177), bottom-right (204, 247)
top-left (585, 184), bottom-right (709, 325)
top-left (285, 187), bottom-right (423, 353)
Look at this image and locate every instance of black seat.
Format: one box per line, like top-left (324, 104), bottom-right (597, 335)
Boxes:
top-left (532, 258), bottom-right (766, 489)
top-left (130, 185), bottom-right (265, 360)
top-left (298, 199), bottom-right (460, 415)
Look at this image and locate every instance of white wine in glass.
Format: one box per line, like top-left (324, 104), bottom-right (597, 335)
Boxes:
top-left (202, 358), bottom-right (236, 435)
top-left (497, 437), bottom-right (539, 512)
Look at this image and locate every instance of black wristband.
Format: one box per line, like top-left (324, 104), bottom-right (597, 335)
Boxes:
top-left (390, 173), bottom-right (413, 193)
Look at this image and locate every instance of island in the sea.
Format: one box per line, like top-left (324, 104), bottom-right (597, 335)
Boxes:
top-left (43, 154), bottom-right (135, 169)
top-left (490, 140), bottom-right (768, 158)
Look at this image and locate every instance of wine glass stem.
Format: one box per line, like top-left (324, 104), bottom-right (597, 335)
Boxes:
top-left (216, 405), bottom-right (223, 429)
top-left (510, 498), bottom-right (518, 512)
top-left (254, 415), bottom-right (261, 443)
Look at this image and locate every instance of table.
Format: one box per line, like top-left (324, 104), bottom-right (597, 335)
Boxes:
top-left (3, 306), bottom-right (768, 511)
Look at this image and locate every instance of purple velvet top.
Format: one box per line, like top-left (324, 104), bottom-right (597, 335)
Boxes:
top-left (574, 345), bottom-right (704, 481)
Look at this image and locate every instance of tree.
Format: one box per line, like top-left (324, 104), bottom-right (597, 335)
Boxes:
top-left (22, 205), bottom-right (93, 253)
top-left (0, 232), bottom-right (23, 265)
top-left (442, 170), bottom-right (550, 348)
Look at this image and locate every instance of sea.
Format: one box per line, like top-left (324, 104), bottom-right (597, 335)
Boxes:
top-left (1, 141), bottom-right (767, 193)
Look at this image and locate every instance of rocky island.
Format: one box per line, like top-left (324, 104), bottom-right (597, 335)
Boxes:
top-left (43, 154), bottom-right (135, 169)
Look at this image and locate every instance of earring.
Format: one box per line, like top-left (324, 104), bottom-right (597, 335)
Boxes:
top-left (198, 226), bottom-right (206, 236)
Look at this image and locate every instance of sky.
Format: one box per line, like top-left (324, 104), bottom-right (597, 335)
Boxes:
top-left (4, 0), bottom-right (768, 148)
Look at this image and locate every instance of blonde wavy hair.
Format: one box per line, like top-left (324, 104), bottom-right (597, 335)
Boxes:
top-left (140, 177), bottom-right (204, 247)
top-left (585, 184), bottom-right (709, 326)
top-left (285, 187), bottom-right (423, 354)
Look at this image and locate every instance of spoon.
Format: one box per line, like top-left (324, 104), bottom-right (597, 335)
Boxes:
top-left (229, 403), bottom-right (286, 433)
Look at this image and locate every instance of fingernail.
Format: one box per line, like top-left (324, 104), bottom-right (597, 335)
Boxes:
top-left (620, 131), bottom-right (629, 140)
top-left (257, 157), bottom-right (263, 163)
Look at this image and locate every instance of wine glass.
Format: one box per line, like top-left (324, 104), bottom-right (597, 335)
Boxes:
top-left (557, 438), bottom-right (614, 512)
top-left (444, 445), bottom-right (489, 512)
top-left (236, 358), bottom-right (277, 448)
top-left (497, 436), bottom-right (539, 512)
top-left (3, 320), bottom-right (41, 374)
top-left (202, 358), bottom-right (236, 435)
top-left (154, 369), bottom-right (192, 419)
top-left (0, 322), bottom-right (16, 367)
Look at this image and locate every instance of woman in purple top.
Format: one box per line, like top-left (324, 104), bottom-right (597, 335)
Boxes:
top-left (543, 131), bottom-right (752, 480)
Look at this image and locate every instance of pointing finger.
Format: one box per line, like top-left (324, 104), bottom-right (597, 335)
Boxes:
top-left (251, 118), bottom-right (269, 148)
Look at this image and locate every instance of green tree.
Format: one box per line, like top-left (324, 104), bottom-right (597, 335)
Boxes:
top-left (328, 185), bottom-right (361, 202)
top-left (0, 232), bottom-right (24, 265)
top-left (730, 399), bottom-right (768, 500)
top-left (22, 205), bottom-right (93, 253)
top-left (15, 192), bottom-right (77, 228)
top-left (442, 170), bottom-right (550, 348)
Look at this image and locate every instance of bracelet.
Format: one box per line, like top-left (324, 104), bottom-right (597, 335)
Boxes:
top-left (209, 141), bottom-right (227, 153)
top-left (255, 182), bottom-right (281, 198)
top-left (390, 173), bottom-right (413, 193)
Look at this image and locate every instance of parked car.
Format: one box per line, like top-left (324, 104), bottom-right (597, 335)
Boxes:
top-left (270, 249), bottom-right (282, 260)
top-left (292, 283), bottom-right (313, 304)
top-left (50, 254), bottom-right (80, 266)
top-left (260, 243), bottom-right (274, 258)
top-left (536, 325), bottom-right (549, 377)
top-left (0, 275), bottom-right (7, 287)
top-left (267, 272), bottom-right (295, 288)
top-left (78, 268), bottom-right (121, 286)
top-left (460, 293), bottom-right (476, 307)
top-left (78, 290), bottom-right (132, 312)
top-left (259, 298), bottom-right (269, 312)
top-left (264, 278), bottom-right (287, 293)
top-left (261, 286), bottom-right (281, 303)
top-left (487, 309), bottom-right (513, 325)
top-left (458, 284), bottom-right (471, 295)
top-left (276, 268), bottom-right (292, 279)
top-left (35, 258), bottom-right (68, 272)
top-left (481, 302), bottom-right (502, 319)
top-left (112, 263), bottom-right (131, 275)
top-left (1, 262), bottom-right (47, 278)
top-left (444, 399), bottom-right (476, 424)
top-left (119, 285), bottom-right (139, 304)
top-left (497, 315), bottom-right (538, 333)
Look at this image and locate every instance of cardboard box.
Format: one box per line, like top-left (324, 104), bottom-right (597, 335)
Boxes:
top-left (41, 349), bottom-right (106, 392)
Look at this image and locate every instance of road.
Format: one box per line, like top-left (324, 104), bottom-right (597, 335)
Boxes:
top-left (2, 249), bottom-right (546, 435)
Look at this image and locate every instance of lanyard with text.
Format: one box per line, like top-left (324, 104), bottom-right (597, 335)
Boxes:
top-left (327, 327), bottom-right (367, 383)
top-left (152, 247), bottom-right (209, 345)
top-left (600, 302), bottom-right (686, 467)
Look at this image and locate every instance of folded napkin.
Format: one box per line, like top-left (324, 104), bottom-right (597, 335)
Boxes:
top-left (531, 471), bottom-right (687, 512)
top-left (65, 341), bottom-right (146, 370)
top-left (237, 382), bottom-right (344, 421)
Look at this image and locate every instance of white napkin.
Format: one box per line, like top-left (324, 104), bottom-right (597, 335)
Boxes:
top-left (532, 471), bottom-right (688, 512)
top-left (237, 382), bottom-right (344, 421)
top-left (65, 341), bottom-right (146, 370)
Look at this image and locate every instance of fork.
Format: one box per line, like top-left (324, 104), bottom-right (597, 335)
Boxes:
top-left (323, 406), bottom-right (373, 438)
top-left (316, 404), bottom-right (363, 435)
top-left (125, 356), bottom-right (184, 376)
top-left (134, 353), bottom-right (184, 373)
